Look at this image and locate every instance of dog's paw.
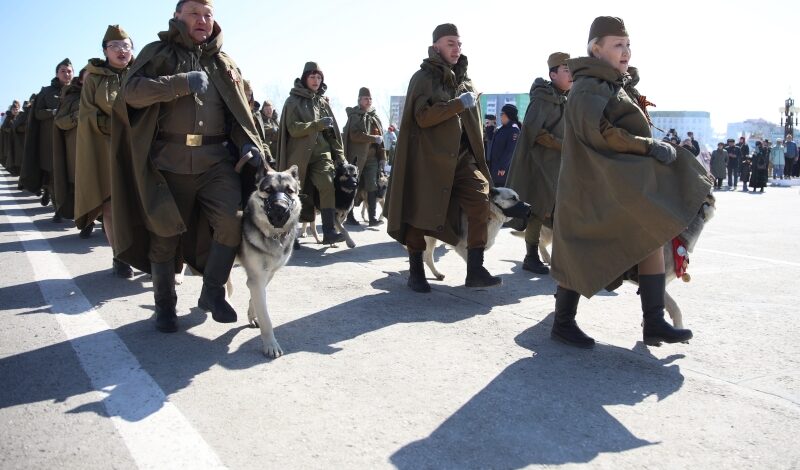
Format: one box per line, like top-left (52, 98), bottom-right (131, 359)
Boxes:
top-left (175, 272), bottom-right (184, 285)
top-left (435, 274), bottom-right (445, 281)
top-left (263, 338), bottom-right (283, 358)
top-left (346, 240), bottom-right (356, 249)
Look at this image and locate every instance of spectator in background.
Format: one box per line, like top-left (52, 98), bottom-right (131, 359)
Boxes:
top-left (687, 131), bottom-right (700, 156)
top-left (750, 140), bottom-right (769, 192)
top-left (737, 135), bottom-right (750, 166)
top-left (383, 125), bottom-right (397, 166)
top-left (483, 114), bottom-right (496, 157)
top-left (725, 138), bottom-right (741, 189)
top-left (488, 104), bottom-right (520, 187)
top-left (770, 138), bottom-right (785, 179)
top-left (786, 134), bottom-right (798, 179)
top-left (710, 142), bottom-right (727, 189)
top-left (740, 149), bottom-right (752, 192)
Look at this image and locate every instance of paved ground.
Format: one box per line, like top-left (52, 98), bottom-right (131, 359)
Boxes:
top-left (1, 169), bottom-right (799, 469)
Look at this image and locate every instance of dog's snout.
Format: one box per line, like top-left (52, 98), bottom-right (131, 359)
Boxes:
top-left (265, 192), bottom-right (293, 228)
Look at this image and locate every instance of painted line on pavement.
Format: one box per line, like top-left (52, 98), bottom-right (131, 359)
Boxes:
top-left (694, 247), bottom-right (800, 268)
top-left (0, 174), bottom-right (225, 470)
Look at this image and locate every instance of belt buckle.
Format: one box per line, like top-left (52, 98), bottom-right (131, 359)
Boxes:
top-left (186, 134), bottom-right (202, 147)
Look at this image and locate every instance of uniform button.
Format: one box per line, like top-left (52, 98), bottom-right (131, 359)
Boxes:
top-left (199, 121), bottom-right (204, 126)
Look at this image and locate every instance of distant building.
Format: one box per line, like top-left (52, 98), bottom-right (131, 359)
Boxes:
top-left (726, 119), bottom-right (784, 143)
top-left (650, 111), bottom-right (713, 150)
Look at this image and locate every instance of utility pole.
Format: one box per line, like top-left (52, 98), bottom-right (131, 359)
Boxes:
top-left (781, 98), bottom-right (796, 138)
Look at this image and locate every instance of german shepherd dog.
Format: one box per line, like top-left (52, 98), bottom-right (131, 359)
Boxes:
top-left (536, 192), bottom-right (716, 328)
top-left (423, 187), bottom-right (530, 281)
top-left (359, 171), bottom-right (389, 222)
top-left (237, 165), bottom-right (302, 358)
top-left (300, 161), bottom-right (359, 248)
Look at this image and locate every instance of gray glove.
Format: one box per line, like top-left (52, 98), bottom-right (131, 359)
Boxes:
top-left (458, 92), bottom-right (477, 109)
top-left (186, 71), bottom-right (209, 95)
top-left (649, 140), bottom-right (677, 165)
top-left (319, 117), bottom-right (334, 129)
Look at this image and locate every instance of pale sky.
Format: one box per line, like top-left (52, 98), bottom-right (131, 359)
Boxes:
top-left (0, 0), bottom-right (797, 134)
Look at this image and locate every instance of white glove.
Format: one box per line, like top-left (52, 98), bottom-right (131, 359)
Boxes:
top-left (373, 135), bottom-right (383, 144)
top-left (458, 92), bottom-right (477, 109)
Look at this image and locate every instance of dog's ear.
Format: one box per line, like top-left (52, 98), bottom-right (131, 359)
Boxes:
top-left (288, 165), bottom-right (299, 180)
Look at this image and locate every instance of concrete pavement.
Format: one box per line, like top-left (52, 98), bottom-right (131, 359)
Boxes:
top-left (1, 170), bottom-right (799, 469)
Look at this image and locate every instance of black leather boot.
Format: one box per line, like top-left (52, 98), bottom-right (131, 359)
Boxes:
top-left (40, 188), bottom-right (50, 207)
top-left (367, 191), bottom-right (383, 226)
top-left (79, 221), bottom-right (95, 239)
top-left (321, 208), bottom-right (346, 245)
top-left (197, 241), bottom-right (238, 323)
top-left (52, 212), bottom-right (63, 223)
top-left (407, 251), bottom-right (431, 293)
top-left (345, 209), bottom-right (360, 226)
top-left (151, 260), bottom-right (178, 333)
top-left (640, 274), bottom-right (693, 345)
top-left (112, 258), bottom-right (134, 279)
top-left (522, 243), bottom-right (549, 274)
top-left (465, 248), bottom-right (502, 288)
top-left (551, 286), bottom-right (595, 348)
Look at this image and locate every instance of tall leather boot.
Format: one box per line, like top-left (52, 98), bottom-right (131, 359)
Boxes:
top-left (407, 251), bottom-right (431, 293)
top-left (151, 260), bottom-right (178, 333)
top-left (640, 274), bottom-right (693, 345)
top-left (197, 241), bottom-right (238, 323)
top-left (522, 243), bottom-right (549, 274)
top-left (321, 208), bottom-right (346, 245)
top-left (465, 248), bottom-right (502, 288)
top-left (345, 209), bottom-right (360, 226)
top-left (551, 286), bottom-right (595, 348)
top-left (367, 191), bottom-right (382, 226)
top-left (112, 258), bottom-right (134, 279)
top-left (40, 188), bottom-right (50, 207)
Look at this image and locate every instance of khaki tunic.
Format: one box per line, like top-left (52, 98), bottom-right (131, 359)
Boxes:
top-left (53, 80), bottom-right (82, 218)
top-left (551, 58), bottom-right (711, 297)
top-left (386, 47), bottom-right (491, 246)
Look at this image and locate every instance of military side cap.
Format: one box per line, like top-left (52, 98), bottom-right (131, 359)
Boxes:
top-left (588, 16), bottom-right (628, 43)
top-left (547, 52), bottom-right (570, 69)
top-left (55, 58), bottom-right (72, 74)
top-left (103, 24), bottom-right (130, 43)
top-left (359, 87), bottom-right (371, 98)
top-left (177, 0), bottom-right (214, 9)
top-left (433, 23), bottom-right (459, 43)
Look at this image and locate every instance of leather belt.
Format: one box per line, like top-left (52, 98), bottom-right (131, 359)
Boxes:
top-left (157, 132), bottom-right (227, 147)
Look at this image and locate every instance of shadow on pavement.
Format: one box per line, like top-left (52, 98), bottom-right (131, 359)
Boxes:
top-left (389, 315), bottom-right (686, 468)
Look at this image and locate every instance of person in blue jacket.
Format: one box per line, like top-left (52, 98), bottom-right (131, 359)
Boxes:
top-left (488, 103), bottom-right (521, 187)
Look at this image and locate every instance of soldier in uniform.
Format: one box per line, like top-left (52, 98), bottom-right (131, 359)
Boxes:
top-left (75, 25), bottom-right (136, 275)
top-left (386, 23), bottom-right (501, 292)
top-left (22, 58), bottom-right (73, 220)
top-left (277, 61), bottom-right (347, 245)
top-left (506, 52), bottom-right (572, 275)
top-left (111, 0), bottom-right (266, 333)
top-left (11, 98), bottom-right (34, 182)
top-left (344, 87), bottom-right (386, 226)
top-left (53, 68), bottom-right (86, 223)
top-left (260, 100), bottom-right (279, 164)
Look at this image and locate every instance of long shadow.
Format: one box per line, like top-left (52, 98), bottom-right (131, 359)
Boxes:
top-left (390, 317), bottom-right (685, 468)
top-left (289, 240), bottom-right (408, 268)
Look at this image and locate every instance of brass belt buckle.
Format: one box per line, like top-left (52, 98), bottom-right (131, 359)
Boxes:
top-left (186, 134), bottom-right (202, 147)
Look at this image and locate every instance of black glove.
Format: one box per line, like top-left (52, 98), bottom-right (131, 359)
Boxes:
top-left (649, 140), bottom-right (677, 165)
top-left (240, 143), bottom-right (266, 178)
top-left (319, 117), bottom-right (334, 129)
top-left (186, 71), bottom-right (209, 95)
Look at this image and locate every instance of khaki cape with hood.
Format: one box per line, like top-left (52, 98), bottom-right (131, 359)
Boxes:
top-left (74, 59), bottom-right (130, 229)
top-left (551, 57), bottom-right (711, 297)
top-left (343, 105), bottom-right (386, 175)
top-left (0, 110), bottom-right (12, 170)
top-left (11, 107), bottom-right (29, 172)
top-left (386, 47), bottom-right (490, 246)
top-left (110, 19), bottom-right (262, 274)
top-left (21, 78), bottom-right (63, 193)
top-left (52, 79), bottom-right (82, 219)
top-left (505, 78), bottom-right (567, 223)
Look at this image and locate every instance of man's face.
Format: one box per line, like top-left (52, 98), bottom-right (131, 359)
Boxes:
top-left (11, 103), bottom-right (20, 115)
top-left (263, 104), bottom-right (273, 117)
top-left (433, 35), bottom-right (462, 65)
top-left (305, 73), bottom-right (322, 92)
top-left (104, 39), bottom-right (134, 69)
top-left (688, 132), bottom-right (694, 139)
top-left (485, 119), bottom-right (496, 128)
top-left (359, 96), bottom-right (372, 111)
top-left (175, 1), bottom-right (214, 44)
top-left (739, 137), bottom-right (746, 144)
top-left (57, 65), bottom-right (73, 86)
top-left (550, 64), bottom-right (573, 91)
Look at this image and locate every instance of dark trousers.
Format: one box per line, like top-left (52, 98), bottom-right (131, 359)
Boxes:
top-left (405, 151), bottom-right (490, 252)
top-left (715, 178), bottom-right (723, 189)
top-left (148, 162), bottom-right (242, 263)
top-left (727, 164), bottom-right (738, 187)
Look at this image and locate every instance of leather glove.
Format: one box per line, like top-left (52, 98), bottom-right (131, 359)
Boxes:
top-left (458, 92), bottom-right (477, 109)
top-left (319, 117), bottom-right (334, 129)
top-left (239, 143), bottom-right (266, 178)
top-left (649, 140), bottom-right (677, 165)
top-left (185, 71), bottom-right (209, 95)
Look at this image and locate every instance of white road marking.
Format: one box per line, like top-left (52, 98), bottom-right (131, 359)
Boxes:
top-left (694, 247), bottom-right (800, 268)
top-left (0, 175), bottom-right (225, 470)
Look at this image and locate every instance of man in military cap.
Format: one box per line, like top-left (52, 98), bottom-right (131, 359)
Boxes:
top-left (22, 58), bottom-right (73, 220)
top-left (111, 0), bottom-right (266, 333)
top-left (344, 87), bottom-right (386, 226)
top-left (506, 51), bottom-right (572, 275)
top-left (260, 100), bottom-right (279, 165)
top-left (386, 23), bottom-right (501, 292)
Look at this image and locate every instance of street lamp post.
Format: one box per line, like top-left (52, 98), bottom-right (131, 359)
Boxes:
top-left (781, 98), bottom-right (797, 138)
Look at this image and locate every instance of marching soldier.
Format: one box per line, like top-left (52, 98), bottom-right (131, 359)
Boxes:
top-left (344, 87), bottom-right (386, 226)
